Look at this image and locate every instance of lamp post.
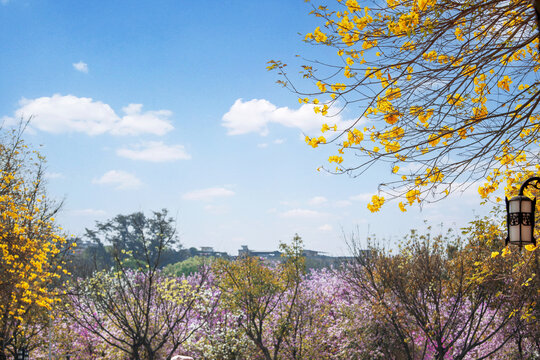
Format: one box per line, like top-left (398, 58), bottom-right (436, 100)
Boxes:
top-left (505, 176), bottom-right (540, 248)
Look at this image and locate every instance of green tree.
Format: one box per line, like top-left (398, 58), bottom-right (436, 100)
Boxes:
top-left (82, 209), bottom-right (182, 271)
top-left (163, 256), bottom-right (214, 277)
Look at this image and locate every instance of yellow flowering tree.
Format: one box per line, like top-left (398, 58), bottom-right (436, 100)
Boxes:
top-left (269, 0), bottom-right (540, 212)
top-left (0, 126), bottom-right (68, 360)
top-left (346, 219), bottom-right (538, 359)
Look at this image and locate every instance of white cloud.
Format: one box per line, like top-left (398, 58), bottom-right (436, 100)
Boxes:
top-left (204, 204), bottom-right (228, 214)
top-left (182, 187), bottom-right (235, 201)
top-left (73, 61), bottom-right (88, 73)
top-left (93, 170), bottom-right (142, 190)
top-left (44, 172), bottom-right (64, 179)
top-left (280, 208), bottom-right (325, 218)
top-left (4, 94), bottom-right (173, 136)
top-left (115, 103), bottom-right (173, 136)
top-left (222, 98), bottom-right (356, 136)
top-left (308, 196), bottom-right (328, 206)
top-left (318, 224), bottom-right (333, 231)
top-left (70, 208), bottom-right (107, 216)
top-left (279, 200), bottom-right (299, 207)
top-left (350, 193), bottom-right (373, 202)
top-left (258, 139), bottom-right (285, 148)
top-left (117, 141), bottom-right (191, 162)
top-left (334, 200), bottom-right (352, 208)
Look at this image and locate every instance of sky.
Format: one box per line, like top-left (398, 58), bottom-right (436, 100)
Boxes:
top-left (0, 0), bottom-right (495, 256)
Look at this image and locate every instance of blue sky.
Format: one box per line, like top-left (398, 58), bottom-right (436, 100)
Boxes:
top-left (0, 0), bottom-right (492, 255)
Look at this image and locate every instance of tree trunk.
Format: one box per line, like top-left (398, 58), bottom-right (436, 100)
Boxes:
top-left (516, 335), bottom-right (524, 360)
top-left (145, 344), bottom-right (155, 360)
top-left (132, 346), bottom-right (141, 360)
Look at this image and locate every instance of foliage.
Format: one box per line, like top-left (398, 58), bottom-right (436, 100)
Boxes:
top-left (270, 0), bottom-right (540, 212)
top-left (65, 270), bottom-right (212, 360)
top-left (7, 223), bottom-right (539, 359)
top-left (64, 211), bottom-right (213, 360)
top-left (0, 125), bottom-right (68, 360)
top-left (83, 209), bottom-right (183, 271)
top-left (66, 238), bottom-right (114, 278)
top-left (346, 220), bottom-right (538, 359)
top-left (186, 298), bottom-right (254, 360)
top-left (214, 234), bottom-right (305, 360)
top-left (163, 256), bottom-right (215, 277)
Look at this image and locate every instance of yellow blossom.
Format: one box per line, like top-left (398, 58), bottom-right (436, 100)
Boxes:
top-left (455, 27), bottom-right (464, 41)
top-left (498, 75), bottom-right (512, 91)
top-left (367, 195), bottom-right (385, 212)
top-left (406, 189), bottom-right (421, 205)
top-left (525, 244), bottom-right (538, 252)
top-left (313, 27), bottom-right (328, 43)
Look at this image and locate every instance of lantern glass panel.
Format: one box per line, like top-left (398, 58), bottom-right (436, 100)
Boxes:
top-left (510, 198), bottom-right (521, 212)
top-left (521, 224), bottom-right (533, 243)
top-left (521, 198), bottom-right (533, 212)
top-left (509, 227), bottom-right (520, 244)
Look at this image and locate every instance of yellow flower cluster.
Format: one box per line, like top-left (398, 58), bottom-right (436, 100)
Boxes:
top-left (423, 50), bottom-right (437, 62)
top-left (447, 93), bottom-right (464, 106)
top-left (313, 104), bottom-right (329, 115)
top-left (405, 189), bottom-right (421, 205)
top-left (321, 123), bottom-right (338, 132)
top-left (305, 135), bottom-right (327, 148)
top-left (384, 113), bottom-right (401, 125)
top-left (305, 27), bottom-right (328, 43)
top-left (347, 128), bottom-right (364, 144)
top-left (328, 155), bottom-right (344, 164)
top-left (331, 83), bottom-right (347, 91)
top-left (316, 80), bottom-right (327, 93)
top-left (426, 167), bottom-right (444, 183)
top-left (417, 0), bottom-right (436, 11)
top-left (498, 75), bottom-right (512, 91)
top-left (0, 167), bottom-right (67, 323)
top-left (388, 11), bottom-right (420, 36)
top-left (367, 195), bottom-right (385, 212)
top-left (455, 27), bottom-right (464, 41)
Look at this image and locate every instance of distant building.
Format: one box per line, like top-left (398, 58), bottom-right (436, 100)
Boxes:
top-left (236, 245), bottom-right (365, 268)
top-left (198, 246), bottom-right (229, 258)
top-left (238, 245), bottom-right (281, 259)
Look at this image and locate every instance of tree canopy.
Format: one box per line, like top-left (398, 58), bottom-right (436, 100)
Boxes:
top-left (270, 0), bottom-right (540, 211)
top-left (214, 235), bottom-right (305, 360)
top-left (0, 126), bottom-right (68, 359)
top-left (82, 209), bottom-right (182, 271)
top-left (65, 210), bottom-right (210, 360)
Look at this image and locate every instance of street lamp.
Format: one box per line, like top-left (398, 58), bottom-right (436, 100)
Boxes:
top-left (506, 176), bottom-right (540, 248)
